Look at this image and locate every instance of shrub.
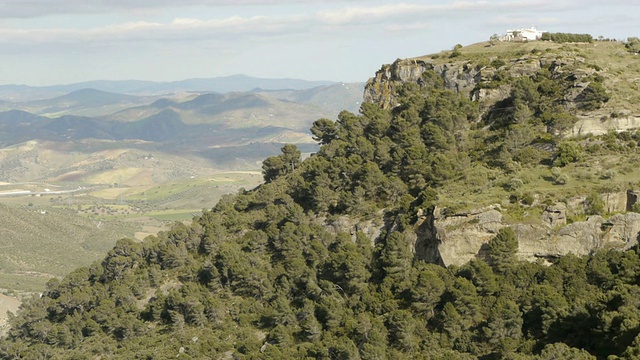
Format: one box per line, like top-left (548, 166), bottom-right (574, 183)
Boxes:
top-left (522, 192), bottom-right (536, 206)
top-left (541, 32), bottom-right (593, 43)
top-left (514, 147), bottom-right (545, 165)
top-left (490, 59), bottom-right (506, 69)
top-left (599, 169), bottom-right (616, 180)
top-left (554, 141), bottom-right (583, 167)
top-left (579, 81), bottom-right (610, 110)
top-left (585, 193), bottom-right (605, 215)
top-left (551, 167), bottom-right (569, 185)
top-left (626, 37), bottom-right (640, 53)
top-left (505, 177), bottom-right (524, 191)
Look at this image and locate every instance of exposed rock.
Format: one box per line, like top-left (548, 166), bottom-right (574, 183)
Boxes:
top-left (470, 85), bottom-right (511, 105)
top-left (552, 216), bottom-right (604, 256)
top-left (363, 55), bottom-right (549, 110)
top-left (415, 203), bottom-right (640, 267)
top-left (364, 59), bottom-right (481, 109)
top-left (627, 190), bottom-right (640, 211)
top-left (606, 213), bottom-right (640, 250)
top-left (319, 197), bottom-right (640, 267)
top-left (0, 293), bottom-right (20, 337)
top-left (318, 213), bottom-right (385, 246)
top-left (364, 51), bottom-right (628, 138)
top-left (507, 56), bottom-right (541, 77)
top-left (363, 59), bottom-right (434, 110)
top-left (511, 223), bottom-right (552, 260)
top-left (541, 202), bottom-right (567, 227)
top-left (414, 205), bottom-right (504, 266)
top-left (603, 192), bottom-right (629, 214)
top-left (572, 115), bottom-right (640, 136)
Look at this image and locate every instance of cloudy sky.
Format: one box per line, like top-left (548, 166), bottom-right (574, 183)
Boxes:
top-left (0, 0), bottom-right (636, 86)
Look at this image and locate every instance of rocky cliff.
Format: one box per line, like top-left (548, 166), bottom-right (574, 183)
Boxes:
top-left (364, 40), bottom-right (640, 136)
top-left (356, 40), bottom-right (640, 266)
top-left (411, 198), bottom-right (640, 267)
top-left (364, 52), bottom-right (583, 110)
top-left (363, 59), bottom-right (482, 110)
top-left (318, 199), bottom-right (640, 268)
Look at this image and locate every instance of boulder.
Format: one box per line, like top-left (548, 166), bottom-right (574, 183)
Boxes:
top-left (606, 212), bottom-right (640, 250)
top-left (541, 202), bottom-right (567, 227)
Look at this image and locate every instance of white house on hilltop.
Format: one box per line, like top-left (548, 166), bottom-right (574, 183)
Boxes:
top-left (500, 27), bottom-right (545, 42)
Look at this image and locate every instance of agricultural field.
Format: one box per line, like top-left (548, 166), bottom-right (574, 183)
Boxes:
top-left (0, 169), bottom-right (263, 296)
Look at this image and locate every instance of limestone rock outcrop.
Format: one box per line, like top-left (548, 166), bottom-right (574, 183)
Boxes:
top-left (414, 204), bottom-right (640, 267)
top-left (572, 115), bottom-right (640, 136)
top-left (364, 55), bottom-right (559, 110)
top-left (317, 198), bottom-right (640, 267)
top-left (363, 59), bottom-right (480, 110)
top-left (363, 51), bottom-right (629, 139)
top-left (541, 203), bottom-right (567, 227)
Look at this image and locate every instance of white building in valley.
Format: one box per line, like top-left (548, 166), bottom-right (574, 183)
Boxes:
top-left (500, 27), bottom-right (544, 42)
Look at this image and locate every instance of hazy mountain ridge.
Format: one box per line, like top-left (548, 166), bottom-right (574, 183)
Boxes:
top-left (0, 80), bottom-right (363, 154)
top-left (0, 74), bottom-right (338, 101)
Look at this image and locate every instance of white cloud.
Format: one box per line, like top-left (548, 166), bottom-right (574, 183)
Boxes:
top-left (0, 0), bottom-right (589, 47)
top-left (386, 22), bottom-right (431, 32)
top-left (314, 1), bottom-right (553, 25)
top-left (489, 15), bottom-right (560, 27)
top-left (0, 14), bottom-right (304, 45)
top-left (0, 0), bottom-right (634, 85)
top-left (0, 0), bottom-right (624, 48)
top-left (0, 0), bottom-right (361, 19)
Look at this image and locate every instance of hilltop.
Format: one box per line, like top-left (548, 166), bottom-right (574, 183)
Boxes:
top-left (366, 40), bottom-right (640, 133)
top-left (3, 37), bottom-right (640, 358)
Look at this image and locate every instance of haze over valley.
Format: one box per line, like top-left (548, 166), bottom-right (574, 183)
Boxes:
top-left (0, 76), bottom-right (363, 298)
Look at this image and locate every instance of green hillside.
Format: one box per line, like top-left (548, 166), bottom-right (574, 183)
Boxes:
top-left (0, 204), bottom-right (137, 293)
top-left (424, 40), bottom-right (640, 114)
top-left (3, 38), bottom-right (640, 359)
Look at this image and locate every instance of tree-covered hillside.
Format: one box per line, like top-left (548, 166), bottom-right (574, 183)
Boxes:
top-left (3, 40), bottom-right (640, 359)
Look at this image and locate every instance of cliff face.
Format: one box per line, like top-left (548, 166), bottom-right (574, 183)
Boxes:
top-left (357, 41), bottom-right (640, 266)
top-left (313, 189), bottom-right (640, 267)
top-left (364, 55), bottom-right (553, 110)
top-left (413, 204), bottom-right (640, 267)
top-left (363, 42), bottom-right (640, 136)
top-left (363, 59), bottom-right (481, 109)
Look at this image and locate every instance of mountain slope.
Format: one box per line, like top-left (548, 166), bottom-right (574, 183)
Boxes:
top-left (4, 39), bottom-right (640, 359)
top-left (0, 203), bottom-right (137, 292)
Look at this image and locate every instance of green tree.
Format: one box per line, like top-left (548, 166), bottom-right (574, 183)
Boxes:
top-left (584, 193), bottom-right (605, 215)
top-left (410, 263), bottom-right (447, 318)
top-left (311, 118), bottom-right (338, 145)
top-left (482, 297), bottom-right (523, 347)
top-left (487, 227), bottom-right (519, 274)
top-left (262, 144), bottom-right (302, 182)
top-left (380, 232), bottom-right (413, 291)
top-left (579, 81), bottom-right (610, 110)
top-left (554, 141), bottom-right (583, 167)
top-left (626, 37), bottom-right (640, 53)
top-left (538, 343), bottom-right (596, 359)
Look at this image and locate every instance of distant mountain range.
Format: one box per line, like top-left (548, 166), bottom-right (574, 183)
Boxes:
top-left (0, 75), bottom-right (338, 101)
top-left (0, 77), bottom-right (365, 171)
top-left (0, 82), bottom-right (363, 144)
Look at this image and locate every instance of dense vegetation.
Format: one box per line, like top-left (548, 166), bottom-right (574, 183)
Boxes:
top-left (4, 210), bottom-right (640, 360)
top-left (541, 32), bottom-right (593, 43)
top-left (2, 45), bottom-right (640, 359)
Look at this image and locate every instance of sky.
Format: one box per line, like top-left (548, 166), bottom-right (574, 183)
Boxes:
top-left (0, 0), bottom-right (637, 86)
